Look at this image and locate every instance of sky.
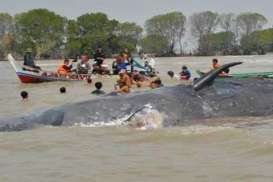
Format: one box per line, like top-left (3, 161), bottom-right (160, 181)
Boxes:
top-left (0, 0), bottom-right (272, 26)
top-left (0, 0), bottom-right (272, 51)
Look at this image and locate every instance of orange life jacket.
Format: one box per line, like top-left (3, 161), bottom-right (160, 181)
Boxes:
top-left (57, 65), bottom-right (70, 75)
top-left (212, 63), bottom-right (220, 70)
top-left (212, 63), bottom-right (229, 77)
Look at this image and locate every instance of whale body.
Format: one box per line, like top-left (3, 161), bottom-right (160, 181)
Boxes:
top-left (1, 78), bottom-right (273, 131)
top-left (1, 62), bottom-right (273, 131)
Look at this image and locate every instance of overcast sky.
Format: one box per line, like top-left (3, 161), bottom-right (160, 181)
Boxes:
top-left (0, 0), bottom-right (272, 26)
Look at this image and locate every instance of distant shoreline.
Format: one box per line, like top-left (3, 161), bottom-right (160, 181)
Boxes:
top-left (1, 53), bottom-right (273, 62)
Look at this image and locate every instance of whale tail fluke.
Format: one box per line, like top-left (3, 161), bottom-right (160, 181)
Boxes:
top-left (193, 62), bottom-right (243, 91)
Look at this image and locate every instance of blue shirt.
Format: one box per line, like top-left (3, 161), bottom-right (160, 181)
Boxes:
top-left (117, 63), bottom-right (129, 70)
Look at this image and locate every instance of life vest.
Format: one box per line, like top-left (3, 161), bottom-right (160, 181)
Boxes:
top-left (212, 63), bottom-right (229, 77)
top-left (57, 65), bottom-right (70, 75)
top-left (212, 63), bottom-right (220, 70)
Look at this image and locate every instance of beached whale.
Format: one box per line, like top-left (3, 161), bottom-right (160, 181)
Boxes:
top-left (1, 62), bottom-right (273, 131)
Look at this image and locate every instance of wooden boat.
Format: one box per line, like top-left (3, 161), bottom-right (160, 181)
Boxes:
top-left (8, 54), bottom-right (91, 83)
top-left (196, 70), bottom-right (273, 79)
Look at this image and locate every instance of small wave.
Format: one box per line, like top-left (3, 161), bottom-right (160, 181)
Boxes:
top-left (73, 115), bottom-right (129, 128)
top-left (127, 104), bottom-right (163, 130)
top-left (73, 104), bottom-right (163, 130)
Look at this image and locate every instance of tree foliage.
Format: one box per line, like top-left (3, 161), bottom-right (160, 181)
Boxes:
top-left (236, 12), bottom-right (268, 36)
top-left (190, 11), bottom-right (219, 38)
top-left (0, 13), bottom-right (14, 36)
top-left (140, 34), bottom-right (169, 56)
top-left (241, 28), bottom-right (273, 54)
top-left (0, 9), bottom-right (272, 58)
top-left (190, 11), bottom-right (219, 55)
top-left (114, 22), bottom-right (142, 50)
top-left (206, 31), bottom-right (236, 54)
top-left (145, 12), bottom-right (186, 55)
top-left (0, 13), bottom-right (14, 59)
top-left (219, 13), bottom-right (236, 32)
top-left (65, 12), bottom-right (142, 57)
top-left (14, 9), bottom-right (66, 58)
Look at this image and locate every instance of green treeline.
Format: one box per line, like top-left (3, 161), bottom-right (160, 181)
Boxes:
top-left (0, 9), bottom-right (272, 59)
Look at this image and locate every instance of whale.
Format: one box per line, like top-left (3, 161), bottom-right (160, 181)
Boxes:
top-left (1, 62), bottom-right (273, 131)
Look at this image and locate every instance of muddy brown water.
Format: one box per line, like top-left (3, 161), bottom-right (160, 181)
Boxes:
top-left (1, 55), bottom-right (273, 182)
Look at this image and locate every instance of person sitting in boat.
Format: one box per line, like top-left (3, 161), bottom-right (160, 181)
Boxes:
top-left (212, 59), bottom-right (229, 76)
top-left (112, 56), bottom-right (129, 75)
top-left (212, 58), bottom-right (221, 69)
top-left (112, 58), bottom-right (119, 75)
top-left (93, 48), bottom-right (105, 66)
top-left (121, 48), bottom-right (131, 63)
top-left (70, 54), bottom-right (80, 72)
top-left (77, 54), bottom-right (91, 74)
top-left (121, 48), bottom-right (135, 72)
top-left (93, 48), bottom-right (106, 74)
top-left (112, 56), bottom-right (120, 75)
top-left (57, 59), bottom-right (72, 75)
top-left (180, 66), bottom-right (191, 80)
top-left (144, 55), bottom-right (156, 69)
top-left (117, 62), bottom-right (129, 73)
top-left (143, 55), bottom-right (157, 76)
top-left (144, 60), bottom-right (153, 73)
top-left (23, 48), bottom-right (41, 73)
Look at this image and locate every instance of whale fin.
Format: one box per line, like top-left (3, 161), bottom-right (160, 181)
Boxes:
top-left (193, 62), bottom-right (243, 91)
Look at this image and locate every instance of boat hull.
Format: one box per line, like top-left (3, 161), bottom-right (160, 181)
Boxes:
top-left (8, 54), bottom-right (91, 83)
top-left (16, 71), bottom-right (91, 83)
top-left (196, 70), bottom-right (273, 79)
top-left (17, 73), bottom-right (44, 83)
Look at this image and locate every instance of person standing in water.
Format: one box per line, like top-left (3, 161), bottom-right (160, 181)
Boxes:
top-left (150, 78), bottom-right (164, 89)
top-left (115, 69), bottom-right (131, 93)
top-left (20, 91), bottom-right (29, 101)
top-left (60, 87), bottom-right (66, 94)
top-left (91, 82), bottom-right (106, 95)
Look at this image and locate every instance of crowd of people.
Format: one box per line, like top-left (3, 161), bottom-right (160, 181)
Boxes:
top-left (21, 47), bottom-right (228, 100)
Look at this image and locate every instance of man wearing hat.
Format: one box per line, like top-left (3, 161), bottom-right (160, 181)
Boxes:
top-left (23, 48), bottom-right (41, 72)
